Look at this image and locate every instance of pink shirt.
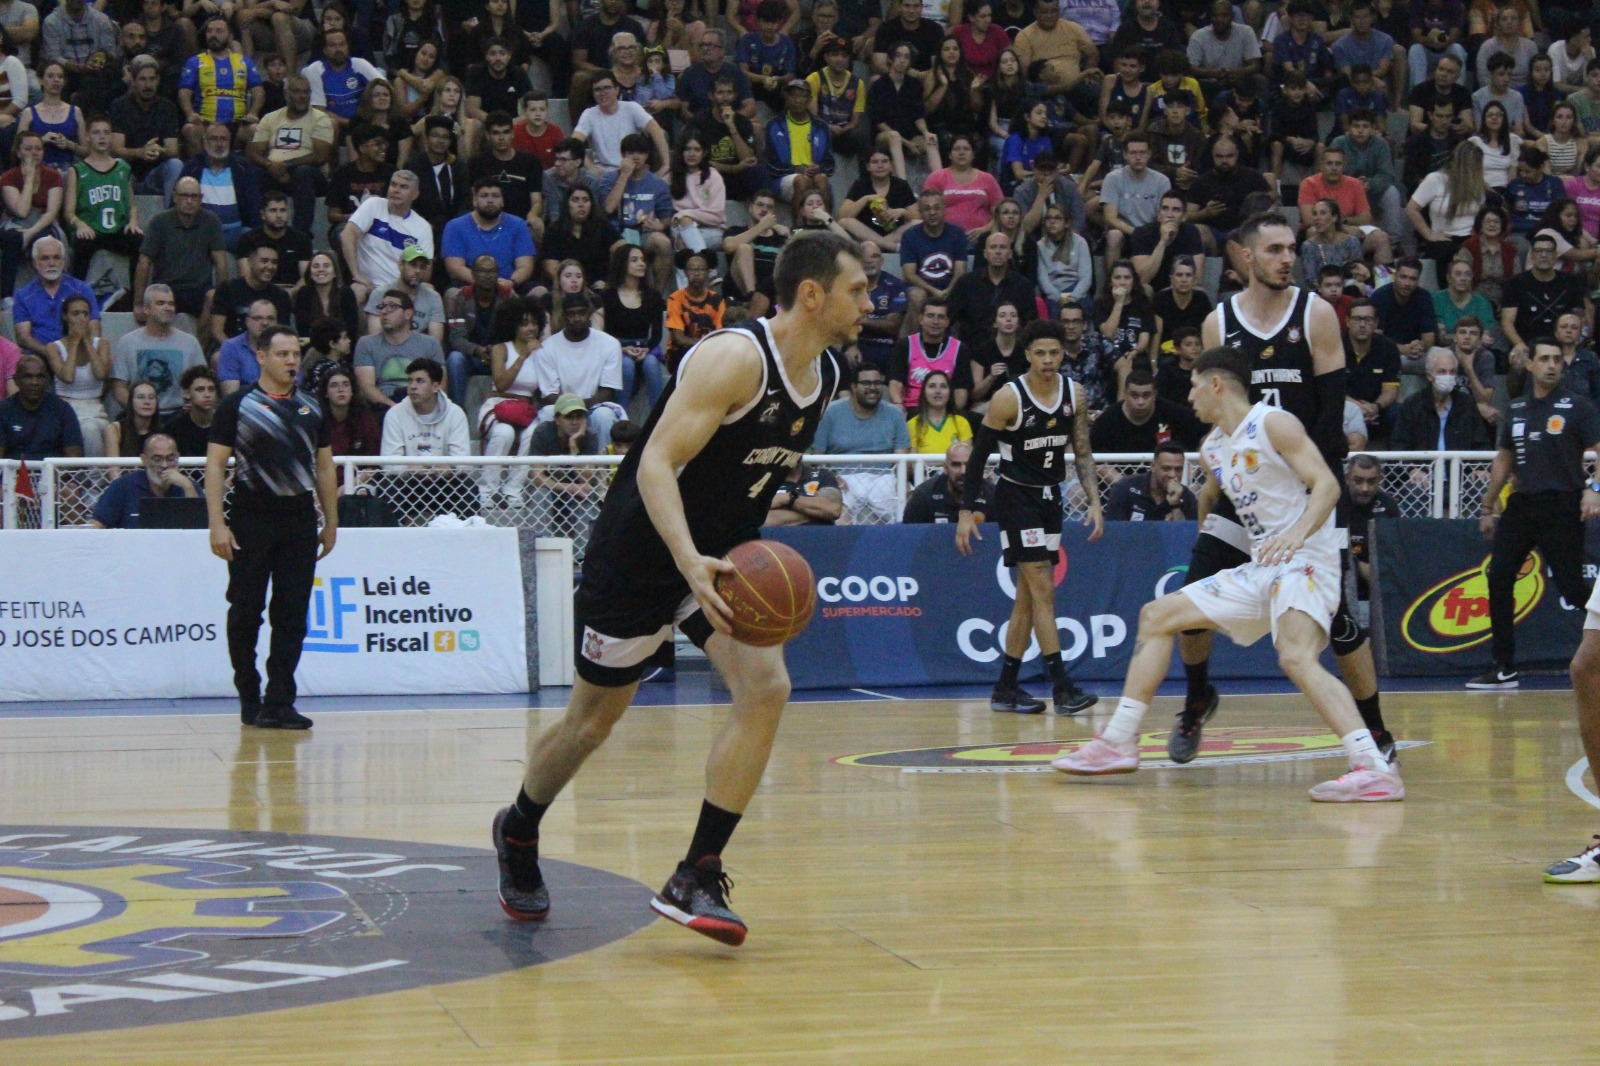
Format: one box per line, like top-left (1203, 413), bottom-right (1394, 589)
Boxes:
top-left (922, 168), bottom-right (1002, 233)
top-left (1565, 174), bottom-right (1600, 238)
top-left (0, 335), bottom-right (18, 395)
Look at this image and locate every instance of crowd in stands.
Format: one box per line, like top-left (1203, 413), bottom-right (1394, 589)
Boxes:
top-left (0, 0), bottom-right (1596, 528)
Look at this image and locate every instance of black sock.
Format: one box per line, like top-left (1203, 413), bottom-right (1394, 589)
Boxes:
top-left (1355, 693), bottom-right (1387, 736)
top-left (1184, 659), bottom-right (1209, 703)
top-left (502, 788), bottom-right (548, 841)
top-left (686, 800), bottom-right (742, 865)
top-left (998, 654), bottom-right (1022, 687)
top-left (1043, 651), bottom-right (1068, 684)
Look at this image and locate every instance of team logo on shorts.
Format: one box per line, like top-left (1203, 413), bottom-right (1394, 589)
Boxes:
top-left (582, 628), bottom-right (605, 661)
top-left (1548, 415), bottom-right (1566, 435)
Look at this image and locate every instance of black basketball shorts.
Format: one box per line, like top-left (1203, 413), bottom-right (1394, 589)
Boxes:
top-left (573, 575), bottom-right (716, 687)
top-left (994, 479), bottom-right (1063, 567)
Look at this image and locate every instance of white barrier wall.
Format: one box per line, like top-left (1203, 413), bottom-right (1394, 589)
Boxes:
top-left (0, 528), bottom-right (528, 702)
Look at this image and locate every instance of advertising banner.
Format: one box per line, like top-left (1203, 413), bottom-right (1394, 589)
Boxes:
top-left (1375, 518), bottom-right (1597, 676)
top-left (0, 528), bottom-right (527, 702)
top-left (766, 522), bottom-right (1285, 689)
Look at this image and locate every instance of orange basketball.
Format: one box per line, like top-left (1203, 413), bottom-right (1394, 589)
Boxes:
top-left (714, 540), bottom-right (817, 647)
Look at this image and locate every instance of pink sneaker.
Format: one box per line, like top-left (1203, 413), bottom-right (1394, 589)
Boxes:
top-left (1308, 765), bottom-right (1405, 803)
top-left (1052, 736), bottom-right (1140, 775)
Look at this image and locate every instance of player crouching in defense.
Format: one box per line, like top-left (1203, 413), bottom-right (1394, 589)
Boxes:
top-left (956, 319), bottom-right (1102, 715)
top-left (1053, 346), bottom-right (1403, 802)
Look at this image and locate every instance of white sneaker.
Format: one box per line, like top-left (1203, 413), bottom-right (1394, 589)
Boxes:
top-left (1544, 837), bottom-right (1600, 883)
top-left (1052, 735), bottom-right (1140, 775)
top-left (1309, 765), bottom-right (1405, 802)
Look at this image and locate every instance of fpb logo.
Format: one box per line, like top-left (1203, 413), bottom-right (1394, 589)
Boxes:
top-left (1400, 552), bottom-right (1545, 653)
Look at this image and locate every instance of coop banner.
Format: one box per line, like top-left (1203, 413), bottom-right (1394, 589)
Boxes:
top-left (766, 522), bottom-right (1285, 689)
top-left (0, 528), bottom-right (527, 702)
top-left (1375, 518), bottom-right (1600, 677)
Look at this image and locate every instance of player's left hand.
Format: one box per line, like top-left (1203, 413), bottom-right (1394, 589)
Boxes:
top-left (1257, 531), bottom-right (1303, 566)
top-left (1083, 503), bottom-right (1104, 542)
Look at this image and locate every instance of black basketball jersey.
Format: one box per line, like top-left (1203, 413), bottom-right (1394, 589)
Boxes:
top-left (583, 320), bottom-right (841, 591)
top-left (996, 374), bottom-right (1076, 487)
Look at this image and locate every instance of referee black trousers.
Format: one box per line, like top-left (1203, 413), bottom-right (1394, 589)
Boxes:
top-left (226, 499), bottom-right (319, 710)
top-left (1487, 491), bottom-right (1590, 669)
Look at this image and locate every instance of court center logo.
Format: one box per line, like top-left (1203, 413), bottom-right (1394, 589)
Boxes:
top-left (836, 727), bottom-right (1427, 773)
top-left (0, 827), bottom-right (652, 1037)
top-left (1400, 552), bottom-right (1545, 654)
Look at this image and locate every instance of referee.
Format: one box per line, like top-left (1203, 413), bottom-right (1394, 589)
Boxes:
top-left (1472, 339), bottom-right (1600, 690)
top-left (206, 325), bottom-right (338, 729)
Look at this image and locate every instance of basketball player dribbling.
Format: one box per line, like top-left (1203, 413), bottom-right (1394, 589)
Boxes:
top-left (1053, 346), bottom-right (1404, 802)
top-left (1164, 212), bottom-right (1396, 765)
top-left (491, 233), bottom-right (873, 947)
top-left (956, 319), bottom-right (1102, 715)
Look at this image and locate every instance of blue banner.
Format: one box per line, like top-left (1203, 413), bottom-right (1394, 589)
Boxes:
top-left (766, 522), bottom-right (1285, 690)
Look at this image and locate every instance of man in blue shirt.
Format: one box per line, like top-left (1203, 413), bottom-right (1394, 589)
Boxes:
top-left (441, 178), bottom-right (537, 291)
top-left (898, 188), bottom-right (970, 326)
top-left (0, 354), bottom-right (85, 460)
top-left (216, 297), bottom-right (279, 395)
top-left (737, 1), bottom-right (799, 110)
top-left (677, 31), bottom-right (757, 118)
top-left (812, 362), bottom-right (910, 524)
top-left (13, 236), bottom-right (100, 363)
top-left (90, 433), bottom-right (202, 528)
top-left (857, 242), bottom-right (907, 374)
top-left (1505, 146), bottom-right (1566, 238)
top-left (302, 28), bottom-right (383, 135)
top-left (1370, 258), bottom-right (1437, 367)
top-left (599, 133), bottom-right (675, 290)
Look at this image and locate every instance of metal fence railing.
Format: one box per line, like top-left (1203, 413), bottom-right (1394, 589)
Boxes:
top-left (10, 452), bottom-right (1520, 554)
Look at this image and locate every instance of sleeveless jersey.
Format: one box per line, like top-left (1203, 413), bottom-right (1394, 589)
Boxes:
top-left (1215, 285), bottom-right (1324, 447)
top-left (582, 319), bottom-right (841, 592)
top-left (1200, 401), bottom-right (1338, 555)
top-left (996, 373), bottom-right (1076, 487)
top-left (903, 334), bottom-right (960, 411)
top-left (73, 159), bottom-right (130, 237)
top-left (1104, 79), bottom-right (1147, 130)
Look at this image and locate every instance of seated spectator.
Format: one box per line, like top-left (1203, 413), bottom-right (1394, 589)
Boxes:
top-left (906, 369), bottom-right (972, 454)
top-left (1553, 309), bottom-right (1600, 407)
top-left (89, 432), bottom-right (200, 528)
top-left (110, 55), bottom-right (185, 204)
top-left (1402, 99), bottom-right (1467, 194)
top-left (299, 317), bottom-right (354, 389)
top-left (355, 288), bottom-right (447, 408)
top-left (1272, 1), bottom-right (1337, 99)
top-left (304, 26), bottom-right (381, 134)
top-left (666, 134), bottom-right (726, 256)
top-left (542, 185), bottom-right (617, 291)
top-left (0, 353), bottom-right (85, 459)
top-left (1342, 451), bottom-right (1396, 600)
top-left (478, 296), bottom-right (545, 507)
top-left (961, 300), bottom-right (1024, 414)
top-left (902, 438), bottom-right (992, 523)
top-left (1035, 204), bottom-right (1093, 310)
top-left (216, 298), bottom-right (281, 396)
top-left (763, 461), bottom-right (843, 526)
top-left (1433, 259), bottom-right (1500, 348)
top-left (1100, 133), bottom-right (1169, 273)
top-left (326, 124), bottom-right (397, 240)
top-left (405, 116), bottom-right (468, 243)
top-left (1152, 258), bottom-right (1213, 352)
top-left (725, 188), bottom-right (792, 312)
top-left (1267, 70), bottom-right (1319, 183)
top-left (363, 246), bottom-right (446, 345)
top-left (209, 239), bottom-right (292, 348)
top-left (1332, 64), bottom-right (1388, 132)
top-left (1407, 46), bottom-right (1471, 136)
top-left (1475, 7), bottom-right (1537, 90)
top-left (1296, 146), bottom-right (1393, 268)
top-left (514, 93), bottom-right (566, 168)
top-left (534, 293), bottom-right (625, 447)
top-left (888, 300), bottom-right (961, 414)
top-left (134, 177), bottom-right (228, 320)
top-left (868, 42), bottom-right (941, 179)
top-left (340, 170), bottom-right (434, 309)
top-left (1455, 203), bottom-right (1519, 314)
top-left (1425, 314), bottom-right (1501, 427)
top-left (1370, 259), bottom-right (1437, 372)
top-left (1058, 298), bottom-right (1117, 414)
top-left (63, 115), bottom-right (140, 303)
top-left (898, 188), bottom-right (968, 325)
top-left (1184, 134), bottom-right (1270, 255)
top-left (1329, 108), bottom-right (1405, 245)
top-left (39, 291), bottom-right (107, 456)
top-left (526, 393), bottom-right (603, 542)
top-left (466, 112), bottom-right (543, 235)
top-left (664, 250), bottom-right (726, 367)
top-left (1145, 90), bottom-right (1208, 191)
top-left (1089, 365), bottom-right (1204, 454)
top-left (1390, 347), bottom-right (1493, 450)
top-left (306, 363), bottom-right (379, 478)
top-left (806, 37), bottom-right (866, 159)
top-left (1296, 198), bottom-right (1364, 290)
top-left (1406, 1), bottom-right (1469, 96)
top-left (1343, 297), bottom-right (1401, 442)
top-left (738, 1), bottom-right (800, 110)
top-left (442, 178), bottom-right (536, 292)
top-left (1506, 147), bottom-right (1567, 242)
top-left (13, 236), bottom-right (97, 365)
top-left (837, 150), bottom-right (918, 254)
top-left (1093, 261), bottom-right (1156, 387)
top-left (293, 251), bottom-right (361, 339)
top-left (180, 122), bottom-right (263, 253)
top-left (246, 75), bottom-right (335, 235)
top-left (1473, 52), bottom-right (1526, 133)
top-left (0, 132), bottom-right (64, 301)
top-left (1132, 192), bottom-right (1206, 295)
top-left (1103, 440), bottom-right (1197, 521)
top-left (163, 364), bottom-right (220, 457)
top-left (1014, 150), bottom-right (1086, 238)
top-left (110, 285), bottom-right (204, 419)
top-left (465, 39), bottom-right (532, 124)
top-left (105, 380), bottom-right (162, 458)
top-left (603, 244), bottom-right (667, 410)
top-left (377, 356), bottom-right (475, 522)
top-left (766, 77), bottom-right (833, 217)
top-left (948, 229), bottom-right (1036, 342)
top-left (599, 132), bottom-right (675, 291)
top-left (573, 70), bottom-right (668, 172)
top-left (243, 191), bottom-right (313, 291)
top-left (813, 362), bottom-right (909, 522)
top-left (1500, 232), bottom-right (1590, 365)
top-left (445, 254), bottom-right (506, 408)
top-left (1155, 323), bottom-right (1206, 406)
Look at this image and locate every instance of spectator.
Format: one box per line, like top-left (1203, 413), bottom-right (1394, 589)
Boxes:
top-left (299, 318), bottom-right (352, 389)
top-left (1473, 52), bottom-right (1527, 131)
top-left (667, 133), bottom-right (726, 254)
top-left (871, 0), bottom-right (944, 75)
top-left (363, 246), bottom-right (446, 344)
top-left (0, 354), bottom-right (82, 459)
top-left (542, 186), bottom-right (617, 293)
top-left (571, 0), bottom-right (648, 105)
top-left (478, 296), bottom-right (545, 507)
top-left (110, 284), bottom-right (204, 418)
top-left (868, 40), bottom-right (941, 177)
top-left (133, 177), bottom-right (227, 320)
top-left (106, 379), bottom-right (157, 459)
top-left (305, 28), bottom-right (382, 135)
top-left (534, 293), bottom-right (624, 447)
top-left (1012, 0), bottom-right (1101, 115)
top-left (1506, 146), bottom-right (1566, 240)
top-left (216, 297), bottom-right (280, 395)
top-left (110, 55), bottom-right (184, 204)
top-left (381, 356), bottom-right (470, 456)
top-left (514, 93), bottom-right (566, 169)
top-left (1272, 0), bottom-right (1337, 99)
top-left (1343, 296), bottom-right (1401, 442)
top-left (1188, 0), bottom-right (1262, 103)
top-left (1132, 191), bottom-right (1206, 294)
top-left (1035, 204), bottom-right (1093, 309)
top-left (1331, 3), bottom-right (1397, 91)
top-left (1433, 258), bottom-right (1500, 345)
top-left (813, 362), bottom-right (909, 522)
top-left (1427, 314), bottom-right (1501, 425)
top-left (1267, 69), bottom-right (1320, 182)
top-left (763, 461), bottom-right (844, 526)
top-left (178, 16), bottom-right (263, 157)
top-left (402, 114), bottom-right (468, 241)
top-left (1296, 145), bottom-right (1393, 267)
top-left (41, 292), bottom-right (107, 455)
top-left (1456, 203), bottom-right (1519, 312)
top-left (766, 78), bottom-right (833, 216)
top-left (442, 178), bottom-right (535, 291)
top-left (541, 138), bottom-right (602, 227)
top-left (1409, 140), bottom-right (1492, 273)
top-left (1538, 103), bottom-right (1583, 178)
top-left (664, 250), bottom-right (725, 365)
top-left (210, 240), bottom-right (292, 346)
top-left (1553, 309), bottom-right (1600, 406)
top-left (1407, 0), bottom-right (1468, 92)
top-left (355, 287), bottom-right (447, 408)
top-left (464, 39), bottom-right (532, 124)
top-left (902, 438), bottom-right (993, 523)
top-left (838, 147), bottom-right (918, 252)
top-left (1501, 233), bottom-right (1590, 365)
top-left (738, 0), bottom-right (799, 110)
top-left (959, 299), bottom-right (1023, 414)
top-left (1523, 54), bottom-right (1562, 138)
top-left (0, 325), bottom-right (19, 395)
top-left (13, 235), bottom-right (97, 362)
top-left (89, 433), bottom-right (199, 528)
top-left (326, 124), bottom-right (396, 237)
top-left (693, 75), bottom-right (767, 202)
top-left (1390, 347), bottom-right (1492, 449)
top-left (180, 121), bottom-right (263, 252)
top-left (1563, 145), bottom-right (1600, 244)
top-left (599, 132), bottom-right (675, 291)
top-left (1100, 133), bottom-right (1169, 273)
top-left (676, 30), bottom-right (756, 118)
top-left (236, 193), bottom-right (310, 293)
top-left (898, 188), bottom-right (968, 325)
top-left (0, 130), bottom-right (62, 300)
top-left (340, 169), bottom-right (434, 308)
top-left (998, 98), bottom-right (1051, 197)
top-left (1185, 134), bottom-right (1271, 253)
top-left (1093, 260), bottom-right (1155, 383)
top-left (1103, 440), bottom-right (1197, 521)
top-left (603, 243), bottom-right (666, 410)
top-left (293, 251), bottom-right (361, 339)
top-left (1152, 257), bottom-right (1213, 352)
top-left (1108, 0), bottom-right (1183, 67)
top-left (795, 0), bottom-right (845, 77)
top-left (1155, 325), bottom-right (1204, 408)
top-left (1329, 108), bottom-right (1404, 244)
top-left (906, 369), bottom-right (971, 454)
top-left (242, 75), bottom-right (334, 235)
top-left (1014, 150), bottom-right (1087, 239)
top-left (468, 112), bottom-right (544, 233)
top-left (1342, 452), bottom-right (1396, 600)
top-left (444, 254), bottom-right (505, 407)
top-left (948, 229), bottom-right (1036, 342)
top-left (39, 0), bottom-right (116, 100)
top-left (1058, 298), bottom-right (1116, 413)
top-left (725, 188), bottom-right (791, 311)
top-left (1296, 198), bottom-right (1364, 289)
top-left (315, 363), bottom-right (381, 462)
top-left (1089, 364), bottom-right (1204, 453)
top-left (1476, 6), bottom-right (1537, 90)
top-left (1472, 101), bottom-right (1523, 191)
top-left (1331, 64), bottom-right (1388, 133)
top-left (806, 37), bottom-right (866, 159)
top-left (1145, 90), bottom-right (1208, 192)
top-left (573, 70), bottom-right (669, 173)
top-left (888, 299), bottom-right (961, 413)
top-left (1403, 99), bottom-right (1467, 193)
top-left (163, 364), bottom-right (219, 457)
top-left (1549, 28), bottom-right (1594, 95)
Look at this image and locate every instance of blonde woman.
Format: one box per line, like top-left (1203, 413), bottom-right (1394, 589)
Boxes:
top-left (1405, 140), bottom-right (1487, 274)
top-left (411, 76), bottom-right (482, 166)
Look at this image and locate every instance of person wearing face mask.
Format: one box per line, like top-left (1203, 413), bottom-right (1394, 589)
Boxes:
top-left (1390, 347), bottom-right (1492, 450)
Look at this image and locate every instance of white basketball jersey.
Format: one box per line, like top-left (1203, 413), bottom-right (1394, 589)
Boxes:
top-left (1200, 402), bottom-right (1337, 554)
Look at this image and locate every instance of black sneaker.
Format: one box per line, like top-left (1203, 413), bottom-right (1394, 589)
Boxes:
top-left (1466, 668), bottom-right (1520, 690)
top-left (254, 705), bottom-right (313, 729)
top-left (491, 807), bottom-right (550, 921)
top-left (240, 698), bottom-right (261, 726)
top-left (1052, 680), bottom-right (1098, 715)
top-left (991, 685), bottom-right (1045, 713)
top-left (649, 855), bottom-right (746, 946)
top-left (1166, 684), bottom-right (1220, 764)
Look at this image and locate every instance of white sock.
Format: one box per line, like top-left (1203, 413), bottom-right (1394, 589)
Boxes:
top-left (1342, 729), bottom-right (1389, 772)
top-left (1101, 698), bottom-right (1149, 747)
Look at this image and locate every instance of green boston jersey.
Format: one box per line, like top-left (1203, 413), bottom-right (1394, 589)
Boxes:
top-left (73, 159), bottom-right (131, 237)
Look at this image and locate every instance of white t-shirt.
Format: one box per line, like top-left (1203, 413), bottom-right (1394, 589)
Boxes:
top-left (574, 101), bottom-right (654, 169)
top-left (1410, 171), bottom-right (1482, 237)
top-left (1469, 132), bottom-right (1522, 188)
top-left (1549, 40), bottom-right (1594, 87)
top-left (348, 197), bottom-right (434, 294)
top-left (533, 328), bottom-right (624, 399)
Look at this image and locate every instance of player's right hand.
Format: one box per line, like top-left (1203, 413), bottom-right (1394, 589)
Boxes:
top-left (682, 553), bottom-right (738, 635)
top-left (955, 513), bottom-right (981, 556)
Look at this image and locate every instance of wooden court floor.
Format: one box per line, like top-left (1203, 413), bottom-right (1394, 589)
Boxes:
top-left (1, 684), bottom-right (1596, 1065)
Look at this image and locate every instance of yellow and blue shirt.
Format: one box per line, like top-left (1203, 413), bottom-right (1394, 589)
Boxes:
top-left (180, 52), bottom-right (261, 125)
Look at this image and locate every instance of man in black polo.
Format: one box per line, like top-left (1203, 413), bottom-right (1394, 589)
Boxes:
top-left (1088, 366), bottom-right (1205, 454)
top-left (1502, 234), bottom-right (1592, 373)
top-left (1471, 339), bottom-right (1600, 690)
top-left (1103, 441), bottom-right (1197, 521)
top-left (947, 230), bottom-right (1038, 342)
top-left (206, 325), bottom-right (339, 729)
top-left (902, 439), bottom-right (993, 523)
top-left (1341, 453), bottom-right (1397, 601)
top-left (1344, 297), bottom-right (1402, 443)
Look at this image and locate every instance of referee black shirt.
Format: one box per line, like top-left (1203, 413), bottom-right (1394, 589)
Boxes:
top-left (210, 385), bottom-right (329, 508)
top-left (1499, 386), bottom-right (1600, 493)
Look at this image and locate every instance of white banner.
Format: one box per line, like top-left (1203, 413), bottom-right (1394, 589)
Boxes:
top-left (0, 528), bottom-right (528, 702)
